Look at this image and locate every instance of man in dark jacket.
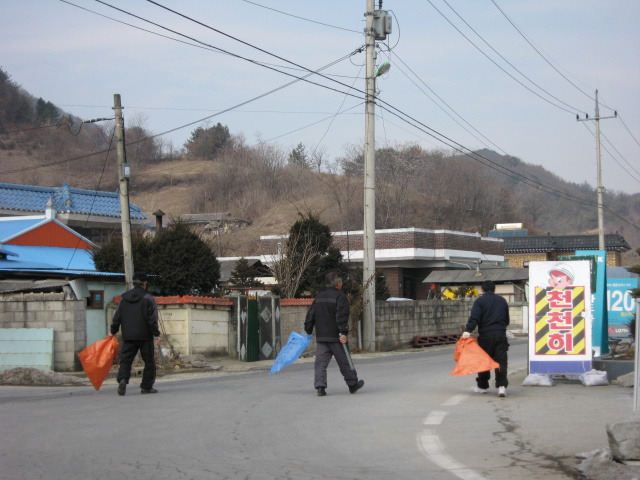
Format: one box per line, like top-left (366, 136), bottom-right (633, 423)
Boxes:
top-left (304, 272), bottom-right (364, 396)
top-left (109, 276), bottom-right (161, 396)
top-left (463, 280), bottom-right (510, 397)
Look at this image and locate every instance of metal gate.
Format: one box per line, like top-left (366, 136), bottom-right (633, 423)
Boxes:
top-left (235, 295), bottom-right (280, 362)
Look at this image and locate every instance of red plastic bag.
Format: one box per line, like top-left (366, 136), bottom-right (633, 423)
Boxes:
top-left (450, 337), bottom-right (500, 376)
top-left (78, 336), bottom-right (120, 390)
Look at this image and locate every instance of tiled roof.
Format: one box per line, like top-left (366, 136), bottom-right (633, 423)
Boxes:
top-left (502, 234), bottom-right (631, 253)
top-left (0, 182), bottom-right (146, 220)
top-left (115, 295), bottom-right (233, 306)
top-left (280, 298), bottom-right (314, 306)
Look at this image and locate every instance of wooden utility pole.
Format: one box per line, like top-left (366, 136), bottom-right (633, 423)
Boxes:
top-left (113, 94), bottom-right (134, 289)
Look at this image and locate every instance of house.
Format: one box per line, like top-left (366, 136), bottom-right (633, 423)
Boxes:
top-left (178, 212), bottom-right (251, 234)
top-left (0, 181), bottom-right (147, 244)
top-left (487, 228), bottom-right (631, 267)
top-left (260, 227), bottom-right (506, 300)
top-left (217, 257), bottom-right (275, 293)
top-left (0, 214), bottom-right (127, 372)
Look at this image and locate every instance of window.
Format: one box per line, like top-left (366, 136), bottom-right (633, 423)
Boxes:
top-left (87, 290), bottom-right (104, 309)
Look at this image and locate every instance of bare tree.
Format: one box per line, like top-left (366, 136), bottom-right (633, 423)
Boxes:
top-left (271, 230), bottom-right (320, 299)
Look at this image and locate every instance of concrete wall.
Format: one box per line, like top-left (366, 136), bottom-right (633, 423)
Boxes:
top-left (279, 299), bottom-right (527, 352)
top-left (107, 300), bottom-right (233, 358)
top-left (280, 302), bottom-right (314, 352)
top-left (0, 291), bottom-right (85, 371)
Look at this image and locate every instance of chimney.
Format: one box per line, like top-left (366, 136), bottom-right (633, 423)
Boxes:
top-left (153, 209), bottom-right (165, 232)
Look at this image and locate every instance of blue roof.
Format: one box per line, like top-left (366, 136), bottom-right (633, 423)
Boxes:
top-left (0, 244), bottom-right (19, 257)
top-left (0, 245), bottom-right (98, 271)
top-left (0, 217), bottom-right (46, 242)
top-left (0, 182), bottom-right (147, 220)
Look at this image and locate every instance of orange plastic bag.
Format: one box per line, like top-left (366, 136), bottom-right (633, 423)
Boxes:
top-left (78, 336), bottom-right (120, 390)
top-left (450, 337), bottom-right (500, 376)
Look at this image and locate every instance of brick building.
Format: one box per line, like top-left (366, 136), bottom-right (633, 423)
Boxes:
top-left (260, 227), bottom-right (505, 300)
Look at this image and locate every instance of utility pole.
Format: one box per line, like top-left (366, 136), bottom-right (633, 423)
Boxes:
top-left (362, 1), bottom-right (391, 351)
top-left (576, 90), bottom-right (617, 251)
top-left (362, 0), bottom-right (377, 352)
top-left (113, 94), bottom-right (135, 289)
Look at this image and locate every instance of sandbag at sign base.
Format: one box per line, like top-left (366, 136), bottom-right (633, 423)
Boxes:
top-left (522, 373), bottom-right (554, 386)
top-left (579, 369), bottom-right (609, 386)
top-left (450, 337), bottom-right (500, 376)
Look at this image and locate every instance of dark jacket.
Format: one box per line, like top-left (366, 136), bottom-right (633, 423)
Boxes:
top-left (110, 286), bottom-right (160, 341)
top-left (465, 291), bottom-right (510, 337)
top-left (304, 287), bottom-right (350, 343)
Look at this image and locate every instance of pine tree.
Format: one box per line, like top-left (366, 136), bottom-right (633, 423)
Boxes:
top-left (229, 258), bottom-right (264, 288)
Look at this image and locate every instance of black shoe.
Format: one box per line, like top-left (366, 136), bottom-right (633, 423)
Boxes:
top-left (316, 387), bottom-right (326, 396)
top-left (117, 379), bottom-right (126, 396)
top-left (141, 388), bottom-right (158, 394)
top-left (349, 380), bottom-right (364, 394)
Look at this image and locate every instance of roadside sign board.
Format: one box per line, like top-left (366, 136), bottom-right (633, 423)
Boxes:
top-left (607, 277), bottom-right (638, 338)
top-left (528, 260), bottom-right (592, 374)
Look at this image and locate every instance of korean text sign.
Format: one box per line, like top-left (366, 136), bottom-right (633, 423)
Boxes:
top-left (528, 260), bottom-right (592, 374)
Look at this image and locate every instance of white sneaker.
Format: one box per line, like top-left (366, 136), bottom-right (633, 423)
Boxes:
top-left (498, 386), bottom-right (507, 397)
top-left (473, 387), bottom-right (488, 394)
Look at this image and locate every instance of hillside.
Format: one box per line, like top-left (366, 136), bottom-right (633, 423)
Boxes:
top-left (1, 68), bottom-right (638, 263)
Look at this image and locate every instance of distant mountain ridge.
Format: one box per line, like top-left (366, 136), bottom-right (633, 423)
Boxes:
top-left (1, 68), bottom-right (638, 261)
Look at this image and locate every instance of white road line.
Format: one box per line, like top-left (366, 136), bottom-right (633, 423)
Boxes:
top-left (423, 410), bottom-right (448, 425)
top-left (417, 429), bottom-right (487, 480)
top-left (442, 394), bottom-right (467, 406)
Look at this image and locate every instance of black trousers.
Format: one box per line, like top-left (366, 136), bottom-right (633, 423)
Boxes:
top-left (314, 341), bottom-right (359, 389)
top-left (117, 339), bottom-right (156, 390)
top-left (476, 334), bottom-right (509, 389)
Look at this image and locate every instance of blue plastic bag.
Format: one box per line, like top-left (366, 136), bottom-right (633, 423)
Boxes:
top-left (270, 332), bottom-right (312, 374)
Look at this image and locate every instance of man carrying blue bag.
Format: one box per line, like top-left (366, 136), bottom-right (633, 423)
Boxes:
top-left (270, 332), bottom-right (312, 375)
top-left (304, 272), bottom-right (365, 397)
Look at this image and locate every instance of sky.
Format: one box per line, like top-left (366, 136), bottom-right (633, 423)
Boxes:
top-left (1, 0), bottom-right (639, 195)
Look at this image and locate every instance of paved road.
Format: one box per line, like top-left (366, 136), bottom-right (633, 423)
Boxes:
top-left (0, 342), bottom-right (633, 479)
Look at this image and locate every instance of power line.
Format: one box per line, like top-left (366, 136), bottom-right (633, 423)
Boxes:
top-left (440, 0), bottom-right (585, 114)
top-left (386, 48), bottom-right (508, 155)
top-left (374, 95), bottom-right (634, 212)
top-left (141, 0), bottom-right (367, 96)
top-left (580, 122), bottom-right (640, 184)
top-left (93, 0), bottom-right (367, 102)
top-left (490, 0), bottom-right (618, 113)
top-left (378, 101), bottom-right (639, 229)
top-left (61, 0), bottom-right (361, 80)
top-left (618, 114), bottom-right (640, 149)
top-left (241, 0), bottom-right (361, 34)
top-left (425, 0), bottom-right (583, 116)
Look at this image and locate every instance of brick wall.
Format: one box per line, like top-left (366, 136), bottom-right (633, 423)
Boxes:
top-left (0, 291), bottom-right (86, 371)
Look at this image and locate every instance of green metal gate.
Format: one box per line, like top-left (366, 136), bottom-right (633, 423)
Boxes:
top-left (246, 299), bottom-right (260, 362)
top-left (235, 295), bottom-right (281, 362)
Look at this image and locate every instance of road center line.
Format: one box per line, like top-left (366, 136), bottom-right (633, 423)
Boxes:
top-left (417, 429), bottom-right (487, 480)
top-left (442, 394), bottom-right (467, 406)
top-left (423, 410), bottom-right (448, 425)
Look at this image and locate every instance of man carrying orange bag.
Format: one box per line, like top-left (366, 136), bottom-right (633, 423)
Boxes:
top-left (109, 275), bottom-right (161, 396)
top-left (462, 280), bottom-right (510, 397)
